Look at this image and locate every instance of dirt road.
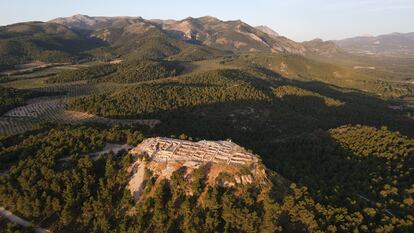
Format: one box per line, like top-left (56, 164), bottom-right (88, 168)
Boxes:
top-left (0, 207), bottom-right (51, 233)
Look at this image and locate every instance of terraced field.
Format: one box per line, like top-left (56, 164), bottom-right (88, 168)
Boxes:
top-left (0, 83), bottom-right (160, 136)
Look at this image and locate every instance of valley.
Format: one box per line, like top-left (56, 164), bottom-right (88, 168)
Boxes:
top-left (0, 13), bottom-right (414, 233)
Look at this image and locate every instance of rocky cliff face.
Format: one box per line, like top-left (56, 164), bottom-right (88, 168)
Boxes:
top-left (255, 25), bottom-right (280, 39)
top-left (50, 14), bottom-right (308, 55)
top-left (152, 17), bottom-right (307, 54)
top-left (49, 14), bottom-right (145, 30)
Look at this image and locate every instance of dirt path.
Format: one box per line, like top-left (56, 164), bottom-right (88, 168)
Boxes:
top-left (128, 162), bottom-right (147, 201)
top-left (90, 143), bottom-right (133, 159)
top-left (357, 194), bottom-right (394, 216)
top-left (0, 170), bottom-right (8, 177)
top-left (89, 143), bottom-right (132, 156)
top-left (0, 207), bottom-right (51, 233)
top-left (58, 143), bottom-right (132, 162)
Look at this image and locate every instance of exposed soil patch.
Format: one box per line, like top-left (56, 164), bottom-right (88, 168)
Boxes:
top-left (0, 207), bottom-right (51, 233)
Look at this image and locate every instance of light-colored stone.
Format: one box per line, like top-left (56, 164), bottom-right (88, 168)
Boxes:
top-left (130, 137), bottom-right (259, 166)
top-left (235, 176), bottom-right (242, 184)
top-left (128, 162), bottom-right (146, 201)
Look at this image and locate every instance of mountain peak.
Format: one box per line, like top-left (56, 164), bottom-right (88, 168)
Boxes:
top-left (72, 14), bottom-right (92, 19)
top-left (49, 14), bottom-right (145, 30)
top-left (309, 38), bottom-right (324, 42)
top-left (47, 15), bottom-right (308, 54)
top-left (183, 16), bottom-right (195, 21)
top-left (197, 16), bottom-right (221, 22)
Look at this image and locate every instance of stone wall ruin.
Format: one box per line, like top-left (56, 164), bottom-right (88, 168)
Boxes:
top-left (130, 137), bottom-right (259, 166)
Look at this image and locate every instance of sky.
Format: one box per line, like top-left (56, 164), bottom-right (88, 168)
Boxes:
top-left (1, 0), bottom-right (413, 41)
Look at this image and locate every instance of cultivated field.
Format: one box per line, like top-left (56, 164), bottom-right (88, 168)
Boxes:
top-left (0, 82), bottom-right (159, 136)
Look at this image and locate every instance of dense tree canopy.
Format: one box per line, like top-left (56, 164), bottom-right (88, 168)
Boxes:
top-left (4, 125), bottom-right (411, 232)
top-left (1, 16), bottom-right (414, 233)
top-left (45, 59), bottom-right (183, 84)
top-left (259, 125), bottom-right (414, 233)
top-left (68, 69), bottom-right (270, 118)
top-left (45, 64), bottom-right (117, 84)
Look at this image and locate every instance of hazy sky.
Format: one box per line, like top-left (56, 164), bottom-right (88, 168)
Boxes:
top-left (1, 0), bottom-right (413, 41)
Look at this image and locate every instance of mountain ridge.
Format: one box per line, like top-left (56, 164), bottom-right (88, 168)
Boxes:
top-left (1, 14), bottom-right (412, 67)
top-left (334, 31), bottom-right (414, 57)
top-left (49, 14), bottom-right (308, 55)
top-left (255, 25), bottom-right (280, 38)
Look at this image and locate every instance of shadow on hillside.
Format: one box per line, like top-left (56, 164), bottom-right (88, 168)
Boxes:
top-left (73, 66), bottom-right (414, 141)
top-left (257, 129), bottom-right (410, 218)
top-left (146, 86), bottom-right (414, 141)
top-left (34, 37), bottom-right (109, 54)
top-left (211, 66), bottom-right (395, 108)
top-left (138, 92), bottom-right (413, 218)
top-left (141, 81), bottom-right (220, 88)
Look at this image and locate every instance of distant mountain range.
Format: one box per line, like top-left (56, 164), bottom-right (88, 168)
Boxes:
top-left (334, 32), bottom-right (414, 57)
top-left (0, 14), bottom-right (413, 66)
top-left (50, 14), bottom-right (308, 54)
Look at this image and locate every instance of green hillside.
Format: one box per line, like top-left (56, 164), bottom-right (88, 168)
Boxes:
top-left (1, 15), bottom-right (414, 233)
top-left (3, 125), bottom-right (411, 232)
top-left (63, 65), bottom-right (414, 164)
top-left (0, 22), bottom-right (105, 65)
top-left (46, 60), bottom-right (184, 84)
top-left (260, 125), bottom-right (414, 232)
top-left (68, 69), bottom-right (269, 117)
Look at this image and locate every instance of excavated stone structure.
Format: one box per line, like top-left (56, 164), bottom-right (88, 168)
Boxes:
top-left (128, 137), bottom-right (267, 201)
top-left (130, 137), bottom-right (259, 166)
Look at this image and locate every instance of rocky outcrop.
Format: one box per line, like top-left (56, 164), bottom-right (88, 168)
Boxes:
top-left (50, 14), bottom-right (145, 30)
top-left (127, 138), bottom-right (268, 200)
top-left (51, 15), bottom-right (308, 55)
top-left (255, 25), bottom-right (280, 39)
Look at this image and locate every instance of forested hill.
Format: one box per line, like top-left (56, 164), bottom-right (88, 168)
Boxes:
top-left (1, 124), bottom-right (413, 232)
top-left (0, 14), bottom-right (336, 67)
top-left (1, 14), bottom-right (414, 233)
top-left (0, 21), bottom-right (105, 66)
top-left (67, 67), bottom-right (414, 137)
